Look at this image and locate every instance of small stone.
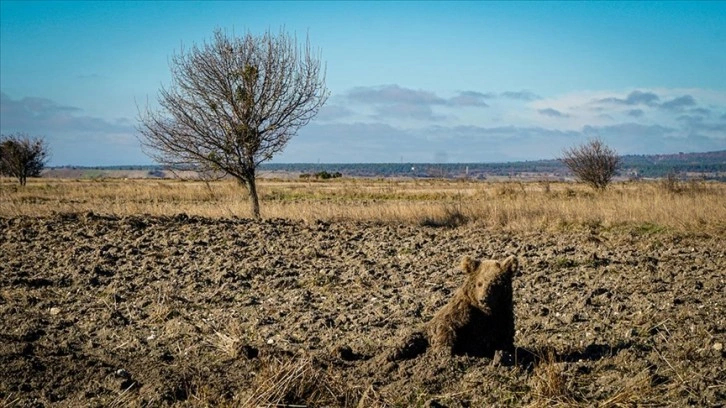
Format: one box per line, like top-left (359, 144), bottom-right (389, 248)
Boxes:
top-left (713, 342), bottom-right (723, 352)
top-left (267, 338), bottom-right (274, 345)
top-left (49, 307), bottom-right (61, 316)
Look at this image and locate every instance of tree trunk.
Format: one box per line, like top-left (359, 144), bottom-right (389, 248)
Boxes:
top-left (241, 174), bottom-right (261, 220)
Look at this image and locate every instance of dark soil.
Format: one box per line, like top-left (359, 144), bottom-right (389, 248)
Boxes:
top-left (1, 213), bottom-right (724, 407)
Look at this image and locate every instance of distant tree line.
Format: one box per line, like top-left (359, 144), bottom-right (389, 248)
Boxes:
top-left (255, 151), bottom-right (725, 181)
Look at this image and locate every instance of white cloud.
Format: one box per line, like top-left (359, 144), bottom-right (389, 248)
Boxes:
top-left (337, 85), bottom-right (491, 123)
top-left (528, 88), bottom-right (726, 131)
top-left (3, 86), bottom-right (724, 166)
top-left (287, 87), bottom-right (726, 162)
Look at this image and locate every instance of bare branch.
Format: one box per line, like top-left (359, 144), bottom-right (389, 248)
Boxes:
top-left (137, 28), bottom-right (329, 218)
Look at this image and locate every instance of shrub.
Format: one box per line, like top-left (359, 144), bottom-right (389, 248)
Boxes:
top-left (420, 204), bottom-right (469, 228)
top-left (314, 171), bottom-right (342, 180)
top-left (560, 138), bottom-right (620, 190)
top-left (660, 171), bottom-right (683, 193)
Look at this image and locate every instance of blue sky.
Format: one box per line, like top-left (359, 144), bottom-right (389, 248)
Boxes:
top-left (1, 1), bottom-right (725, 166)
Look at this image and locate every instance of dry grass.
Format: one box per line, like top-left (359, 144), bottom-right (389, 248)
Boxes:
top-left (598, 371), bottom-right (654, 408)
top-left (528, 350), bottom-right (575, 407)
top-left (240, 356), bottom-right (385, 408)
top-left (1, 177), bottom-right (725, 234)
top-left (527, 350), bottom-right (655, 408)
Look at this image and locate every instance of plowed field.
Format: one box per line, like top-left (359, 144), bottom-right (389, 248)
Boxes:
top-left (1, 213), bottom-right (724, 406)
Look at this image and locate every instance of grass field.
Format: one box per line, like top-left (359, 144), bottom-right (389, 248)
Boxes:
top-left (1, 176), bottom-right (724, 235)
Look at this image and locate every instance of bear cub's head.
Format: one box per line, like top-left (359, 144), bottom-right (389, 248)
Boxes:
top-left (461, 255), bottom-right (518, 313)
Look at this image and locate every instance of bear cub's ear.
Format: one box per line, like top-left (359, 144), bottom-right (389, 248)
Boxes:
top-left (501, 255), bottom-right (519, 272)
top-left (460, 256), bottom-right (481, 274)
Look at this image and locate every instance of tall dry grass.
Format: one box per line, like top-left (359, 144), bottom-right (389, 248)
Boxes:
top-left (1, 177), bottom-right (724, 234)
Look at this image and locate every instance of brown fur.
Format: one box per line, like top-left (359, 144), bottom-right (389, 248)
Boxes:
top-left (426, 255), bottom-right (518, 357)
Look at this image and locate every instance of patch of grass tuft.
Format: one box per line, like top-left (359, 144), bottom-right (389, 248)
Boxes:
top-left (632, 222), bottom-right (667, 236)
top-left (529, 350), bottom-right (575, 406)
top-left (419, 204), bottom-right (469, 228)
top-left (553, 257), bottom-right (579, 269)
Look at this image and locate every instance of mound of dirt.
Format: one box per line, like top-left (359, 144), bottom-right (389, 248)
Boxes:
top-left (1, 213), bottom-right (724, 406)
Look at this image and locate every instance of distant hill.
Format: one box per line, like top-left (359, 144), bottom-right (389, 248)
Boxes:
top-left (46, 150), bottom-right (726, 181)
top-left (618, 151), bottom-right (726, 179)
top-left (258, 150), bottom-right (726, 180)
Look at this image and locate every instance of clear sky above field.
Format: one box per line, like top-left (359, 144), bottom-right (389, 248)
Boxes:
top-left (1, 1), bottom-right (725, 166)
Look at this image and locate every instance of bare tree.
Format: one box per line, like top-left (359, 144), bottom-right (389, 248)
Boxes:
top-left (560, 138), bottom-right (621, 190)
top-left (0, 133), bottom-right (50, 186)
top-left (138, 29), bottom-right (328, 219)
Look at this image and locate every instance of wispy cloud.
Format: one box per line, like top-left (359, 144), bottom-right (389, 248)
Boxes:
top-left (596, 90), bottom-right (660, 107)
top-left (0, 92), bottom-right (140, 165)
top-left (531, 88), bottom-right (726, 131)
top-left (677, 114), bottom-right (726, 133)
top-left (345, 85), bottom-right (493, 108)
top-left (288, 119), bottom-right (725, 163)
top-left (1, 92), bottom-right (81, 118)
top-left (0, 92), bottom-right (131, 133)
top-left (291, 87), bottom-right (726, 162)
top-left (583, 122), bottom-right (725, 153)
top-left (448, 91), bottom-right (489, 107)
top-left (660, 95), bottom-right (697, 111)
top-left (347, 85), bottom-right (446, 106)
top-left (592, 90), bottom-right (706, 114)
top-left (500, 90), bottom-right (541, 101)
top-left (537, 108), bottom-right (568, 118)
top-left (340, 85), bottom-right (493, 122)
top-left (372, 103), bottom-right (447, 121)
top-left (342, 86), bottom-right (542, 113)
top-left (315, 104), bottom-right (355, 121)
top-left (4, 85), bottom-right (724, 166)
top-left (289, 122), bottom-right (574, 162)
top-left (317, 87), bottom-right (551, 125)
top-left (689, 107), bottom-right (710, 116)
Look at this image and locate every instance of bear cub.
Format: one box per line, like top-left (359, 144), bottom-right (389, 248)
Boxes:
top-left (386, 255), bottom-right (518, 361)
top-left (426, 255), bottom-right (518, 357)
